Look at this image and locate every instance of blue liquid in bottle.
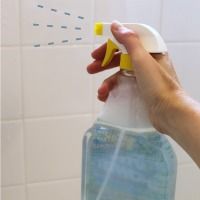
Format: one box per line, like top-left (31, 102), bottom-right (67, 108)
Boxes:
top-left (81, 74), bottom-right (177, 200)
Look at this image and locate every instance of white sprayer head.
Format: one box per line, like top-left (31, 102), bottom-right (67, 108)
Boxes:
top-left (94, 22), bottom-right (167, 70)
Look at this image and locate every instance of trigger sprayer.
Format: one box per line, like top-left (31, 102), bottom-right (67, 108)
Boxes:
top-left (81, 22), bottom-right (177, 200)
top-left (94, 22), bottom-right (167, 70)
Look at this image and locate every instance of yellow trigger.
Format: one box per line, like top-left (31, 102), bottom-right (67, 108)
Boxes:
top-left (102, 39), bottom-right (119, 67)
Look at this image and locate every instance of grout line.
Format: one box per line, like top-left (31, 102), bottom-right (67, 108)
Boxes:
top-left (159, 0), bottom-right (164, 34)
top-left (1, 119), bottom-right (23, 123)
top-left (23, 113), bottom-right (93, 121)
top-left (2, 41), bottom-right (93, 48)
top-left (1, 44), bottom-right (96, 49)
top-left (1, 113), bottom-right (94, 123)
top-left (2, 183), bottom-right (26, 188)
top-left (18, 0), bottom-right (28, 198)
top-left (91, 0), bottom-right (96, 119)
top-left (26, 177), bottom-right (81, 186)
top-left (3, 41), bottom-right (200, 49)
top-left (2, 177), bottom-right (81, 188)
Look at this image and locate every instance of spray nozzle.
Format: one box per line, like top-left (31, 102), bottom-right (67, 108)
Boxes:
top-left (101, 39), bottom-right (118, 66)
top-left (101, 39), bottom-right (132, 71)
top-left (94, 22), bottom-right (168, 71)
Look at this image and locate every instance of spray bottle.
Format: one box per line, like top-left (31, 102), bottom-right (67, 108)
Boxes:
top-left (82, 22), bottom-right (177, 200)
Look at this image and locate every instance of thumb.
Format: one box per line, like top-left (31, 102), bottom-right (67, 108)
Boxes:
top-left (111, 21), bottom-right (156, 70)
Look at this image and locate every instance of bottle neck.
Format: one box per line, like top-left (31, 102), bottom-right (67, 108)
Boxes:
top-left (121, 69), bottom-right (135, 77)
top-left (98, 71), bottom-right (152, 129)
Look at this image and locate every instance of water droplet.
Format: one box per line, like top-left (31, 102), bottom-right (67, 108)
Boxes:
top-left (78, 16), bottom-right (84, 19)
top-left (61, 26), bottom-right (67, 29)
top-left (37, 5), bottom-right (44, 8)
top-left (34, 44), bottom-right (41, 47)
top-left (75, 27), bottom-right (81, 30)
top-left (48, 42), bottom-right (54, 45)
top-left (64, 12), bottom-right (70, 16)
top-left (62, 40), bottom-right (69, 43)
top-left (51, 8), bottom-right (57, 12)
top-left (47, 24), bottom-right (54, 28)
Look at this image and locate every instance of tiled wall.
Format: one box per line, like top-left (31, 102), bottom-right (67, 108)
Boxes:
top-left (2, 0), bottom-right (200, 199)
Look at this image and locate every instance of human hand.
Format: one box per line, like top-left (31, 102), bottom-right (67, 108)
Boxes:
top-left (87, 21), bottom-right (183, 134)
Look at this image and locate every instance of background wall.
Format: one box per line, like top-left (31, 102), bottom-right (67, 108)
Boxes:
top-left (1, 0), bottom-right (200, 199)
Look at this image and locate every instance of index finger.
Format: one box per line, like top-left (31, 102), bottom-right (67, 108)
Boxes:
top-left (87, 53), bottom-right (120, 74)
top-left (91, 43), bottom-right (107, 60)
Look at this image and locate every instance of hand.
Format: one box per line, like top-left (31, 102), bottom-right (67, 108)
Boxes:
top-left (87, 22), bottom-right (200, 166)
top-left (87, 21), bottom-right (183, 134)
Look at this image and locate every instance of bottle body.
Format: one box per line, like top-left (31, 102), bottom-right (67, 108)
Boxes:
top-left (82, 120), bottom-right (177, 200)
top-left (81, 73), bottom-right (177, 200)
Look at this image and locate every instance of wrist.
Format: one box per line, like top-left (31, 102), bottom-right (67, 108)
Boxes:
top-left (167, 92), bottom-right (200, 136)
top-left (158, 91), bottom-right (200, 166)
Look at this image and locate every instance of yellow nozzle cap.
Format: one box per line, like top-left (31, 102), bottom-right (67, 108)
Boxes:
top-left (120, 54), bottom-right (133, 71)
top-left (94, 22), bottom-right (103, 35)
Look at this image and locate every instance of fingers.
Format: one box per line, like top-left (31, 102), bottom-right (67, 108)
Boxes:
top-left (111, 22), bottom-right (158, 74)
top-left (98, 82), bottom-right (109, 102)
top-left (87, 53), bottom-right (120, 74)
top-left (91, 43), bottom-right (107, 60)
top-left (111, 21), bottom-right (145, 58)
top-left (98, 72), bottom-right (120, 101)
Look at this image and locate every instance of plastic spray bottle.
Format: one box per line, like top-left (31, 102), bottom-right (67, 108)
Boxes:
top-left (81, 22), bottom-right (177, 200)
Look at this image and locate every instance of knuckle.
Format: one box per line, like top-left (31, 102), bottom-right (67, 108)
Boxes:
top-left (122, 30), bottom-right (138, 39)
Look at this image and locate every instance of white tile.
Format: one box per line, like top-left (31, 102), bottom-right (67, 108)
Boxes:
top-left (95, 0), bottom-right (127, 22)
top-left (2, 47), bottom-right (22, 120)
top-left (21, 0), bottom-right (93, 46)
top-left (2, 121), bottom-right (25, 186)
top-left (25, 115), bottom-right (92, 182)
top-left (1, 0), bottom-right (20, 46)
top-left (2, 186), bottom-right (26, 200)
top-left (162, 0), bottom-right (200, 41)
top-left (94, 0), bottom-right (162, 47)
top-left (167, 43), bottom-right (200, 102)
top-left (176, 163), bottom-right (200, 200)
top-left (125, 0), bottom-right (161, 30)
top-left (95, 0), bottom-right (161, 28)
top-left (22, 46), bottom-right (93, 117)
top-left (27, 179), bottom-right (80, 200)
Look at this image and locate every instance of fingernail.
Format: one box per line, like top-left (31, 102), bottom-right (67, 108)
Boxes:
top-left (112, 20), bottom-right (123, 32)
